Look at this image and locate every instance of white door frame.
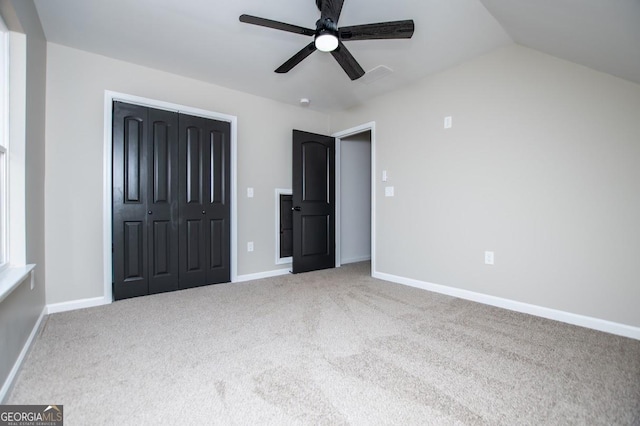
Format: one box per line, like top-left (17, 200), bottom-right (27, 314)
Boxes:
top-left (332, 122), bottom-right (376, 274)
top-left (102, 91), bottom-right (238, 303)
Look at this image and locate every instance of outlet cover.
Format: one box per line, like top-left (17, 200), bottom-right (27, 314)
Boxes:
top-left (484, 251), bottom-right (494, 265)
top-left (385, 186), bottom-right (395, 197)
top-left (247, 242), bottom-right (254, 252)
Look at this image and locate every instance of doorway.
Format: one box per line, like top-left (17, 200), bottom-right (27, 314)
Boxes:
top-left (339, 131), bottom-right (371, 264)
top-left (334, 123), bottom-right (375, 272)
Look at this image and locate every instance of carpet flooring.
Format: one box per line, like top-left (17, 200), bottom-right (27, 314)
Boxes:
top-left (8, 262), bottom-right (640, 425)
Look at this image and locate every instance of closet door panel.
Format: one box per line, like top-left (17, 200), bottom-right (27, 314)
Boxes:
top-left (179, 115), bottom-right (208, 288)
top-left (113, 102), bottom-right (149, 300)
top-left (148, 109), bottom-right (179, 294)
top-left (179, 114), bottom-right (230, 288)
top-left (205, 122), bottom-right (231, 284)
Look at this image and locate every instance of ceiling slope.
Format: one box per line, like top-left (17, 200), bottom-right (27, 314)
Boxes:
top-left (480, 0), bottom-right (640, 85)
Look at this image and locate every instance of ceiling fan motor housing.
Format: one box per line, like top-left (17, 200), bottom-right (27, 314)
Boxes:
top-left (316, 18), bottom-right (338, 37)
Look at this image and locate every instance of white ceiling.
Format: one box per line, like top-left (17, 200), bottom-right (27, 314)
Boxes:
top-left (33, 0), bottom-right (640, 112)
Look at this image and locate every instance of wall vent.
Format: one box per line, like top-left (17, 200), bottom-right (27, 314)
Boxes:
top-left (359, 65), bottom-right (394, 84)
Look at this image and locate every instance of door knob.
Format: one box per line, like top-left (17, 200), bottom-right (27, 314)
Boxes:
top-left (292, 206), bottom-right (301, 211)
top-left (148, 210), bottom-right (152, 215)
top-left (202, 210), bottom-right (206, 215)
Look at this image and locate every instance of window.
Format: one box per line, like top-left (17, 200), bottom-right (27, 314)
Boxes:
top-left (0, 147), bottom-right (6, 269)
top-left (0, 16), bottom-right (8, 271)
top-left (0, 15), bottom-right (33, 299)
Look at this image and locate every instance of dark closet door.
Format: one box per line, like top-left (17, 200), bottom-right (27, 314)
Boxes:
top-left (292, 129), bottom-right (336, 273)
top-left (178, 113), bottom-right (231, 289)
top-left (147, 108), bottom-right (179, 294)
top-left (113, 103), bottom-right (150, 299)
top-left (113, 103), bottom-right (180, 300)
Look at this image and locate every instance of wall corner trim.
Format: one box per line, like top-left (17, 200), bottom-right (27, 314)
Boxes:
top-left (0, 307), bottom-right (46, 403)
top-left (372, 271), bottom-right (640, 341)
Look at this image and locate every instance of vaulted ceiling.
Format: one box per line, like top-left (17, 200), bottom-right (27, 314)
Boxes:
top-left (33, 0), bottom-right (640, 112)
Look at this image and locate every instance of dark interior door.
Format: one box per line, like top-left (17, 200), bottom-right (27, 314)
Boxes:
top-left (113, 102), bottom-right (179, 300)
top-left (178, 113), bottom-right (231, 289)
top-left (292, 129), bottom-right (335, 273)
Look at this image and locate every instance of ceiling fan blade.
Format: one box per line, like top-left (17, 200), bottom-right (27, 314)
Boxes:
top-left (339, 20), bottom-right (415, 41)
top-left (320, 0), bottom-right (345, 24)
top-left (330, 41), bottom-right (365, 81)
top-left (239, 14), bottom-right (315, 36)
top-left (275, 42), bottom-right (317, 74)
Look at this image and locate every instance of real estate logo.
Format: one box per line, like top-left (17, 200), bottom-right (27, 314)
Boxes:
top-left (0, 405), bottom-right (63, 426)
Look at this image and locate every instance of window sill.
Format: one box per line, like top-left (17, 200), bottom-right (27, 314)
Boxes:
top-left (0, 264), bottom-right (35, 304)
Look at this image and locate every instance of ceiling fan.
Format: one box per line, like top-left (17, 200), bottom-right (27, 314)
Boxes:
top-left (239, 0), bottom-right (415, 81)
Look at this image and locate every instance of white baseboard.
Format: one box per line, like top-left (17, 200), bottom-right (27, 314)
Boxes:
top-left (46, 270), bottom-right (294, 313)
top-left (341, 255), bottom-right (372, 265)
top-left (234, 268), bottom-right (290, 283)
top-left (373, 271), bottom-right (640, 341)
top-left (47, 296), bottom-right (110, 315)
top-left (0, 307), bottom-right (46, 403)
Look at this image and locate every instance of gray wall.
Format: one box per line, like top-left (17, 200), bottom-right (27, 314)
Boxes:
top-left (0, 0), bottom-right (47, 400)
top-left (340, 131), bottom-right (371, 264)
top-left (330, 45), bottom-right (640, 328)
top-left (44, 43), bottom-right (329, 304)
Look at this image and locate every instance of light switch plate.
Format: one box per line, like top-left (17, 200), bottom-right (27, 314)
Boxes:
top-left (385, 186), bottom-right (395, 197)
top-left (485, 251), bottom-right (494, 265)
top-left (444, 116), bottom-right (452, 129)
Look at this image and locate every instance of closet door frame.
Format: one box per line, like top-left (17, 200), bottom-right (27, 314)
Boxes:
top-left (103, 91), bottom-right (238, 304)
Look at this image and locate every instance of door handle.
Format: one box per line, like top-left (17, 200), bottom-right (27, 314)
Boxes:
top-left (148, 210), bottom-right (153, 215)
top-left (202, 210), bottom-right (206, 215)
top-left (292, 206), bottom-right (301, 212)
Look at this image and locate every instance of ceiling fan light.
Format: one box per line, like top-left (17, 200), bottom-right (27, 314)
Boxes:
top-left (315, 32), bottom-right (338, 52)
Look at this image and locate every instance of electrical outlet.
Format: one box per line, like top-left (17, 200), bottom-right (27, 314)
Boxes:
top-left (484, 251), bottom-right (494, 265)
top-left (247, 187), bottom-right (254, 198)
top-left (247, 242), bottom-right (254, 252)
top-left (385, 186), bottom-right (395, 197)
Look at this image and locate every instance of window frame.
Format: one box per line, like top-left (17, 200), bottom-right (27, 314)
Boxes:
top-left (0, 16), bottom-right (9, 272)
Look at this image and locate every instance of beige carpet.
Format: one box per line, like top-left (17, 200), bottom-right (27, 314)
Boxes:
top-left (8, 262), bottom-right (640, 425)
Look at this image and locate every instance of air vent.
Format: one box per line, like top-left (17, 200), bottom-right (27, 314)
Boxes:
top-left (359, 65), bottom-right (394, 84)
